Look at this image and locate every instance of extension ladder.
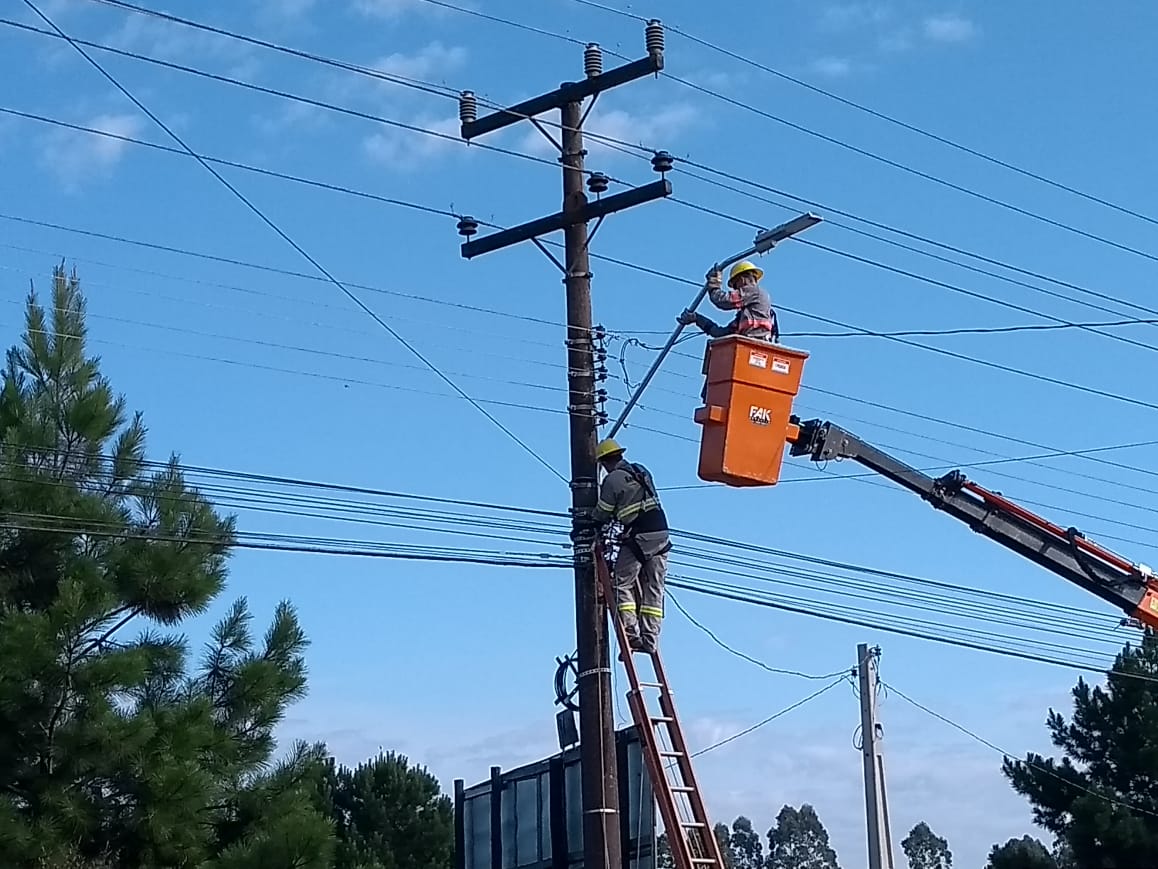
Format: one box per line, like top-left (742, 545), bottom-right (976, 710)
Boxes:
top-left (593, 544), bottom-right (727, 869)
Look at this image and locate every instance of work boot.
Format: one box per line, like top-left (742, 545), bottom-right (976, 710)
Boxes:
top-left (618, 635), bottom-right (645, 661)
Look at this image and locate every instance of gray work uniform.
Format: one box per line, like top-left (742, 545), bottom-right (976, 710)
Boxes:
top-left (592, 459), bottom-right (671, 651)
top-left (692, 281), bottom-right (779, 342)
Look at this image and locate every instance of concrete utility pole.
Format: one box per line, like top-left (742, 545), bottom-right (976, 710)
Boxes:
top-left (455, 25), bottom-right (673, 869)
top-left (856, 644), bottom-right (895, 869)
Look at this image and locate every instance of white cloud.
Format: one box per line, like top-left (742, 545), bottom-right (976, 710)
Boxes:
top-left (105, 12), bottom-right (243, 62)
top-left (372, 41), bottom-right (467, 82)
top-left (354, 0), bottom-right (443, 18)
top-left (263, 0), bottom-right (317, 16)
top-left (40, 112), bottom-right (144, 189)
top-left (819, 2), bottom-right (891, 30)
top-left (362, 113), bottom-right (463, 169)
top-left (518, 103), bottom-right (698, 162)
top-left (810, 56), bottom-right (853, 78)
top-left (923, 13), bottom-right (976, 43)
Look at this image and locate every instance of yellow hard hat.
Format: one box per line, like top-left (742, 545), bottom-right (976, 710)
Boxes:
top-left (595, 438), bottom-right (625, 461)
top-left (728, 260), bottom-right (763, 286)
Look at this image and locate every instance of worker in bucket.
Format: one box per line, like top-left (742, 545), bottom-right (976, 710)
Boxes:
top-left (676, 261), bottom-right (779, 343)
top-left (586, 438), bottom-right (670, 655)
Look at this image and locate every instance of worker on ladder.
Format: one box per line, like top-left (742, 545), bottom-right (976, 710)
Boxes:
top-left (586, 438), bottom-right (671, 655)
top-left (676, 261), bottom-right (779, 343)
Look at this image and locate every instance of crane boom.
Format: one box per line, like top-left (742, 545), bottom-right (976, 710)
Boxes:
top-left (787, 417), bottom-right (1158, 630)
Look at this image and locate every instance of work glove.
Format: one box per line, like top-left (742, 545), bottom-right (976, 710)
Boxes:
top-left (676, 308), bottom-right (698, 327)
top-left (705, 268), bottom-right (722, 290)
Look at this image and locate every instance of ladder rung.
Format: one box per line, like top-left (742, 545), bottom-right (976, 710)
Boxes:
top-left (681, 822), bottom-right (706, 828)
top-left (691, 860), bottom-right (718, 864)
top-left (650, 716), bottom-right (675, 723)
top-left (659, 750), bottom-right (683, 757)
top-left (638, 681), bottom-right (663, 688)
top-left (671, 786), bottom-right (695, 793)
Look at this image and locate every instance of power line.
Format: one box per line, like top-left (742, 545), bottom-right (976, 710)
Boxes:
top-left (23, 5), bottom-right (1158, 330)
top-left (2, 441), bottom-right (1138, 647)
top-left (16, 0), bottom-right (565, 483)
top-left (880, 678), bottom-right (1158, 820)
top-left (12, 205), bottom-right (1158, 513)
top-left (669, 195), bottom-right (1158, 357)
top-left (12, 232), bottom-right (1155, 344)
top-left (690, 676), bottom-right (849, 758)
top-left (564, 245), bottom-right (1158, 415)
top-left (667, 589), bottom-right (852, 680)
top-left (671, 158), bottom-right (1158, 322)
top-left (665, 576), bottom-right (1144, 680)
top-left (0, 18), bottom-right (589, 182)
top-left (86, 0), bottom-right (462, 99)
top-left (21, 103), bottom-right (1158, 362)
top-left (568, 0), bottom-right (1158, 230)
top-left (16, 11), bottom-right (1158, 347)
top-left (414, 0), bottom-right (1158, 265)
top-left (27, 296), bottom-right (1158, 534)
top-left (14, 204), bottom-right (1158, 521)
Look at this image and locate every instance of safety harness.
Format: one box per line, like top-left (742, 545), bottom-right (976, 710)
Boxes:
top-left (619, 462), bottom-right (672, 565)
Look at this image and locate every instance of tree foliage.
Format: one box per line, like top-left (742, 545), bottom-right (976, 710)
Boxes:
top-left (901, 821), bottom-right (951, 869)
top-left (727, 816), bottom-right (762, 869)
top-left (1002, 631), bottom-right (1158, 867)
top-left (657, 833), bottom-right (673, 869)
top-left (0, 266), bottom-right (332, 866)
top-left (315, 751), bottom-right (453, 869)
top-left (765, 804), bottom-right (840, 869)
top-left (983, 835), bottom-right (1057, 869)
top-left (712, 822), bottom-right (734, 869)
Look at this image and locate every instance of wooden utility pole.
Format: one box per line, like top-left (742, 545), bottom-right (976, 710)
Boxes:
top-left (857, 643), bottom-right (895, 869)
top-left (455, 25), bottom-right (673, 869)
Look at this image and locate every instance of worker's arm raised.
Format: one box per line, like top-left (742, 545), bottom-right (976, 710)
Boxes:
top-left (678, 308), bottom-right (733, 337)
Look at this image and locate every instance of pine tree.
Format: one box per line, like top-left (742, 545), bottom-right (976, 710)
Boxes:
top-left (0, 265), bottom-right (333, 866)
top-left (1002, 631), bottom-right (1158, 866)
top-left (983, 835), bottom-right (1057, 869)
top-left (316, 751), bottom-right (454, 869)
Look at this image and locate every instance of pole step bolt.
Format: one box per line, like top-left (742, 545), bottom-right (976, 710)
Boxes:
top-left (587, 171), bottom-right (610, 194)
top-left (651, 150), bottom-right (674, 174)
top-left (456, 215), bottom-right (479, 237)
top-left (646, 20), bottom-right (664, 55)
top-left (584, 43), bottom-right (604, 78)
top-left (459, 90), bottom-right (477, 124)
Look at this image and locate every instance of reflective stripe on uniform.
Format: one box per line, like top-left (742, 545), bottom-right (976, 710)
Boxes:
top-left (618, 602), bottom-right (638, 612)
top-left (614, 496), bottom-right (661, 524)
top-left (639, 606), bottom-right (664, 618)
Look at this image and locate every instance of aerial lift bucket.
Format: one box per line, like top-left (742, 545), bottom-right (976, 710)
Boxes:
top-left (693, 335), bottom-right (809, 486)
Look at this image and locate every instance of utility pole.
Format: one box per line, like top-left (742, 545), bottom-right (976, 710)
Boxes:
top-left (455, 24), bottom-right (673, 869)
top-left (856, 644), bottom-right (895, 869)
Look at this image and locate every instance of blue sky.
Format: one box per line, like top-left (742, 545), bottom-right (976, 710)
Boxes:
top-left (4, 0), bottom-right (1158, 866)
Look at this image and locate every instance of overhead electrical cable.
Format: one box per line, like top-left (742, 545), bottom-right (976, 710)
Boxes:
top-left (10, 205), bottom-right (1158, 505)
top-left (880, 678), bottom-right (1158, 819)
top-left (15, 0), bottom-right (566, 483)
top-left (668, 196), bottom-right (1158, 356)
top-left (568, 0), bottom-right (1158, 229)
top-left (408, 0), bottom-right (1158, 264)
top-left (13, 9), bottom-right (1158, 328)
top-left (17, 103), bottom-right (1158, 362)
top-left (689, 676), bottom-right (849, 758)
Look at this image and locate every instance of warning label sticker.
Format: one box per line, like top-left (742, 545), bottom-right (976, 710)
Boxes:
top-left (772, 358), bottom-right (790, 374)
top-left (748, 351), bottom-right (768, 369)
